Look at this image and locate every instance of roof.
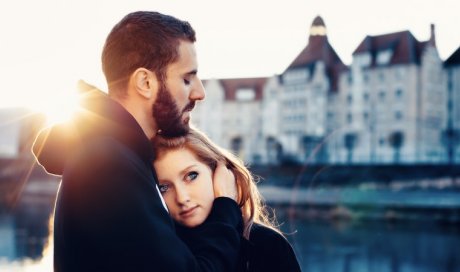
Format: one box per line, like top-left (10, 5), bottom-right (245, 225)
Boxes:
top-left (287, 35), bottom-right (344, 69)
top-left (284, 16), bottom-right (347, 92)
top-left (218, 77), bottom-right (268, 101)
top-left (353, 26), bottom-right (436, 66)
top-left (311, 16), bottom-right (325, 27)
top-left (445, 46), bottom-right (460, 67)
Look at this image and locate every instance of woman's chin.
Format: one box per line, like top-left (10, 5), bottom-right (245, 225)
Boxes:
top-left (178, 218), bottom-right (205, 228)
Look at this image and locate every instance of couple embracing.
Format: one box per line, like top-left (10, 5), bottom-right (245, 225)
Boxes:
top-left (33, 11), bottom-right (300, 272)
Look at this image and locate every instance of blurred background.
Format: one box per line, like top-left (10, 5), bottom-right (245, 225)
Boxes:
top-left (1, 1), bottom-right (460, 271)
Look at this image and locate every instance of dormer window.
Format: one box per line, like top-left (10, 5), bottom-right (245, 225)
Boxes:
top-left (376, 49), bottom-right (393, 65)
top-left (283, 69), bottom-right (308, 84)
top-left (354, 53), bottom-right (371, 68)
top-left (236, 88), bottom-right (255, 101)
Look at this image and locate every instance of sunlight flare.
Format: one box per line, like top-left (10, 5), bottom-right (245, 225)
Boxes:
top-left (34, 91), bottom-right (81, 126)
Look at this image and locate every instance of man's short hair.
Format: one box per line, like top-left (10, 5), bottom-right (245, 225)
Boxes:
top-left (101, 11), bottom-right (196, 96)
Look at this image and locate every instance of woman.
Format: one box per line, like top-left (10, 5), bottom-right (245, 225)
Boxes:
top-left (152, 128), bottom-right (301, 272)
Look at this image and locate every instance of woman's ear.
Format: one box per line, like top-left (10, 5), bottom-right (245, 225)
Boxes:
top-left (132, 68), bottom-right (158, 100)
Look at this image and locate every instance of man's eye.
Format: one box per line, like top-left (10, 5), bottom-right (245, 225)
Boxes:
top-left (184, 78), bottom-right (191, 85)
top-left (158, 184), bottom-right (169, 193)
top-left (185, 171), bottom-right (198, 182)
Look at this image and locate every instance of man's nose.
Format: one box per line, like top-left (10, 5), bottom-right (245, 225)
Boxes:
top-left (190, 79), bottom-right (205, 101)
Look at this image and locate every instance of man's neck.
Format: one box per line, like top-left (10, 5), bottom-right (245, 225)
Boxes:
top-left (111, 95), bottom-right (156, 139)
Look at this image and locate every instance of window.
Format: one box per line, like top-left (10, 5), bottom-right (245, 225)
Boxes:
top-left (395, 68), bottom-right (405, 80)
top-left (363, 73), bottom-right (369, 83)
top-left (376, 49), bottom-right (393, 65)
top-left (395, 111), bottom-right (403, 120)
top-left (283, 69), bottom-right (309, 84)
top-left (379, 91), bottom-right (386, 101)
top-left (448, 71), bottom-right (453, 90)
top-left (363, 112), bottom-right (369, 121)
top-left (395, 89), bottom-right (403, 98)
top-left (363, 92), bottom-right (369, 102)
top-left (356, 53), bottom-right (371, 67)
top-left (347, 95), bottom-right (353, 105)
top-left (231, 137), bottom-right (243, 154)
top-left (236, 88), bottom-right (255, 101)
top-left (347, 113), bottom-right (353, 124)
top-left (348, 73), bottom-right (353, 84)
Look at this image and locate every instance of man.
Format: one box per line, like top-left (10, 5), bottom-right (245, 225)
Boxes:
top-left (33, 11), bottom-right (241, 271)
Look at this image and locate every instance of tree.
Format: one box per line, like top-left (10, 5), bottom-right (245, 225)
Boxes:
top-left (344, 133), bottom-right (357, 163)
top-left (266, 137), bottom-right (282, 164)
top-left (231, 137), bottom-right (243, 157)
top-left (442, 128), bottom-right (459, 165)
top-left (388, 131), bottom-right (404, 163)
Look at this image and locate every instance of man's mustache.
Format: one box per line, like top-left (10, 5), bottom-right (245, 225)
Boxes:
top-left (183, 102), bottom-right (195, 113)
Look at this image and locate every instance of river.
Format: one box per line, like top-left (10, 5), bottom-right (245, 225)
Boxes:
top-left (0, 190), bottom-right (459, 271)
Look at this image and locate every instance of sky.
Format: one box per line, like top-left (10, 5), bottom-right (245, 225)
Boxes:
top-left (0, 0), bottom-right (459, 113)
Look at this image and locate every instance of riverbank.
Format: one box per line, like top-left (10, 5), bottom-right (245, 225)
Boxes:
top-left (251, 164), bottom-right (460, 188)
top-left (260, 185), bottom-right (460, 223)
top-left (14, 181), bottom-right (460, 223)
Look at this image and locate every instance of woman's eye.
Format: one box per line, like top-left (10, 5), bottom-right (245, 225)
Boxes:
top-left (185, 171), bottom-right (198, 182)
top-left (158, 184), bottom-right (169, 193)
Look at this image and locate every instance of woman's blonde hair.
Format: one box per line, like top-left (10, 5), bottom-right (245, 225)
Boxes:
top-left (152, 127), bottom-right (277, 239)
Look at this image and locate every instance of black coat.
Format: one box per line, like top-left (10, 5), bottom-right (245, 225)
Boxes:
top-left (33, 92), bottom-right (242, 272)
top-left (177, 222), bottom-right (302, 272)
top-left (238, 224), bottom-right (301, 272)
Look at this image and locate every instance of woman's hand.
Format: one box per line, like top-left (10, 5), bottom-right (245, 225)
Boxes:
top-left (213, 162), bottom-right (237, 201)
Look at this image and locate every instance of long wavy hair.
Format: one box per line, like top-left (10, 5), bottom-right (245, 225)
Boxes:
top-left (152, 127), bottom-right (278, 239)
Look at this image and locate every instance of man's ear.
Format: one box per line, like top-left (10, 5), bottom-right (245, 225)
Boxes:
top-left (132, 68), bottom-right (158, 99)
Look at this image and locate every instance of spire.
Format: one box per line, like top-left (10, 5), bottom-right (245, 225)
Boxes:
top-left (429, 23), bottom-right (436, 47)
top-left (310, 16), bottom-right (327, 37)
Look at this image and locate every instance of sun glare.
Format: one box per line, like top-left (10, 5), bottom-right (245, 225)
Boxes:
top-left (34, 92), bottom-right (81, 126)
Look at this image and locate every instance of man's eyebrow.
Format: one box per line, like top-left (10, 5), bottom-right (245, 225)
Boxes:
top-left (184, 69), bottom-right (198, 76)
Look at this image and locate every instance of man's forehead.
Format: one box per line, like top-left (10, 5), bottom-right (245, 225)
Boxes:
top-left (168, 41), bottom-right (198, 72)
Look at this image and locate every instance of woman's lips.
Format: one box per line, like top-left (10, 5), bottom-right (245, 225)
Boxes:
top-left (180, 206), bottom-right (198, 218)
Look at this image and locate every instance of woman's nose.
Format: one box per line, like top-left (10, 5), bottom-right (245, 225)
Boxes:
top-left (175, 186), bottom-right (191, 205)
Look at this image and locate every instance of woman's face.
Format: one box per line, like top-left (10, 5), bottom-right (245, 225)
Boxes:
top-left (153, 147), bottom-right (215, 227)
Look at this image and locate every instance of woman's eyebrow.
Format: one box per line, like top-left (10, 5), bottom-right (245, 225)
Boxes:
top-left (179, 164), bottom-right (198, 176)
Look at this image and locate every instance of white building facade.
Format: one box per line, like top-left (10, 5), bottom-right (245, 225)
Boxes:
top-left (335, 26), bottom-right (445, 164)
top-left (192, 17), bottom-right (457, 166)
top-left (193, 78), bottom-right (267, 164)
top-left (275, 16), bottom-right (346, 164)
top-left (444, 46), bottom-right (460, 163)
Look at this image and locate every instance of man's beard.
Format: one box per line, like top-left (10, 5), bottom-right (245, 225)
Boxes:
top-left (152, 83), bottom-right (195, 138)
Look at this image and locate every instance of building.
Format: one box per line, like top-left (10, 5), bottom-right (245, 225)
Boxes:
top-left (273, 16), bottom-right (347, 164)
top-left (444, 46), bottom-right (460, 163)
top-left (0, 108), bottom-right (46, 205)
top-left (193, 77), bottom-right (267, 164)
top-left (0, 108), bottom-right (45, 159)
top-left (335, 24), bottom-right (445, 163)
top-left (260, 75), bottom-right (283, 164)
top-left (193, 16), bottom-right (457, 166)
